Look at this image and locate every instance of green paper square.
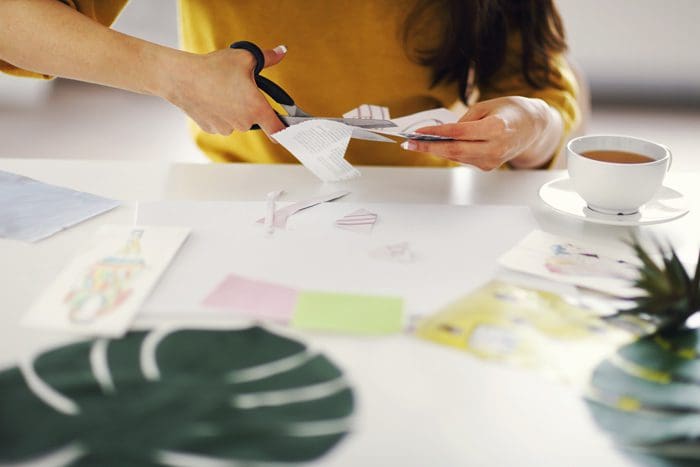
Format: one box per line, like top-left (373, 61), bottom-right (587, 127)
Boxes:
top-left (292, 291), bottom-right (404, 335)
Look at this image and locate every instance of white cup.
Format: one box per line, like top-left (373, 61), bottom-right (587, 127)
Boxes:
top-left (567, 135), bottom-right (671, 215)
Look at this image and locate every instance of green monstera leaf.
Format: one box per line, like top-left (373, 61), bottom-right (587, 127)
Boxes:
top-left (0, 327), bottom-right (355, 466)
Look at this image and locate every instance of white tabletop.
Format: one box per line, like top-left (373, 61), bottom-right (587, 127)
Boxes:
top-left (2, 158), bottom-right (699, 467)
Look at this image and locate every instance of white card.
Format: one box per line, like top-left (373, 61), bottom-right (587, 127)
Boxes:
top-left (272, 120), bottom-right (361, 182)
top-left (22, 225), bottom-right (190, 337)
top-left (498, 230), bottom-right (642, 297)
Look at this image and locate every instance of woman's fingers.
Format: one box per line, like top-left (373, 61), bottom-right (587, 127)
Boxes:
top-left (261, 45), bottom-right (287, 69)
top-left (252, 98), bottom-right (286, 136)
top-left (401, 139), bottom-right (505, 171)
top-left (414, 115), bottom-right (505, 140)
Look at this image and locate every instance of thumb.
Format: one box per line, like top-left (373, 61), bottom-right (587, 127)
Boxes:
top-left (262, 45), bottom-right (287, 69)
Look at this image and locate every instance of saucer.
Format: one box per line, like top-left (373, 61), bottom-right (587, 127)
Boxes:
top-left (539, 177), bottom-right (689, 226)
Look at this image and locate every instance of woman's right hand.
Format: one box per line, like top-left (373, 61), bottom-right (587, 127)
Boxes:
top-left (0, 1), bottom-right (286, 137)
top-left (162, 45), bottom-right (288, 136)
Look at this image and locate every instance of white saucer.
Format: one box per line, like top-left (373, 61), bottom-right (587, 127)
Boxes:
top-left (539, 177), bottom-right (689, 226)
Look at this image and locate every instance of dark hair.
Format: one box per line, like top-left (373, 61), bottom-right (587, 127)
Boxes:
top-left (402, 0), bottom-right (567, 102)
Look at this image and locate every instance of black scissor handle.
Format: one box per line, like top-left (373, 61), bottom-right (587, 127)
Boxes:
top-left (229, 41), bottom-right (295, 107)
top-left (230, 41), bottom-right (265, 75)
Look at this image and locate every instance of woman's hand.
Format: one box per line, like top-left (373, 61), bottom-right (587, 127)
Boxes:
top-left (401, 96), bottom-right (564, 170)
top-left (0, 1), bottom-right (286, 137)
top-left (162, 45), bottom-right (288, 136)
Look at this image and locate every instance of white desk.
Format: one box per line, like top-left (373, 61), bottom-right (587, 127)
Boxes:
top-left (2, 159), bottom-right (699, 466)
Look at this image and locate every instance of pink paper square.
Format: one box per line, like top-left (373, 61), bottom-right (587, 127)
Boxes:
top-left (202, 274), bottom-right (299, 324)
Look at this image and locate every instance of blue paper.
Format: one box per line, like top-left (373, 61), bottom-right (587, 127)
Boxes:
top-left (0, 170), bottom-right (120, 242)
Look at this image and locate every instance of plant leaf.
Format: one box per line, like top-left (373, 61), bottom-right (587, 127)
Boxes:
top-left (691, 249), bottom-right (700, 310)
top-left (586, 329), bottom-right (700, 451)
top-left (0, 327), bottom-right (354, 465)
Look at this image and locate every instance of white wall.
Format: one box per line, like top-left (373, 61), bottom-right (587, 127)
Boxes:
top-left (558, 0), bottom-right (700, 99)
top-left (112, 1), bottom-right (179, 48)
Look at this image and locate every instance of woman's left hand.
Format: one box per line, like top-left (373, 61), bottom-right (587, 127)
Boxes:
top-left (401, 96), bottom-right (563, 170)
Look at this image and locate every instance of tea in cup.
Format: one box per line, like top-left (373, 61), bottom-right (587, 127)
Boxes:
top-left (567, 135), bottom-right (671, 215)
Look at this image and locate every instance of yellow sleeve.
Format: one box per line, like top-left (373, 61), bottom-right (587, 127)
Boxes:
top-left (0, 0), bottom-right (128, 79)
top-left (479, 35), bottom-right (581, 169)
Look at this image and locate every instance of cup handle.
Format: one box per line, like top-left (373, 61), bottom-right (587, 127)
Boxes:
top-left (661, 144), bottom-right (673, 172)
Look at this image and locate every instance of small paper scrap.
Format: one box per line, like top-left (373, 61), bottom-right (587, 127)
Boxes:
top-left (273, 120), bottom-right (360, 182)
top-left (256, 190), bottom-right (350, 229)
top-left (335, 208), bottom-right (377, 233)
top-left (343, 104), bottom-right (391, 120)
top-left (371, 241), bottom-right (415, 263)
top-left (22, 225), bottom-right (190, 337)
top-left (202, 274), bottom-right (299, 324)
top-left (292, 291), bottom-right (404, 335)
top-left (0, 170), bottom-right (120, 242)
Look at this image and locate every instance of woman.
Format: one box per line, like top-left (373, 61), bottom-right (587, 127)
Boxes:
top-left (0, 0), bottom-right (579, 170)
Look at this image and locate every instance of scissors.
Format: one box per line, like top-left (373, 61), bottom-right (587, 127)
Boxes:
top-left (229, 41), bottom-right (396, 130)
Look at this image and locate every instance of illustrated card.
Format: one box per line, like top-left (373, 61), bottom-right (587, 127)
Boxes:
top-left (23, 225), bottom-right (190, 337)
top-left (498, 230), bottom-right (642, 298)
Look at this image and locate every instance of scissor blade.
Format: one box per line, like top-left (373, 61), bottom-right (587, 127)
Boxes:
top-left (281, 116), bottom-right (396, 129)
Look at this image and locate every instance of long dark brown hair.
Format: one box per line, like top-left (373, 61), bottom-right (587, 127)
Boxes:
top-left (402, 0), bottom-right (567, 102)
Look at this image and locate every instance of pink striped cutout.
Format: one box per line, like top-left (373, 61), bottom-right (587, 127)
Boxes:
top-left (335, 208), bottom-right (377, 233)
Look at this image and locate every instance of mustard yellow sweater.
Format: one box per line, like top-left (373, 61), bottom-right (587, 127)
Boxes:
top-left (1, 0), bottom-right (580, 167)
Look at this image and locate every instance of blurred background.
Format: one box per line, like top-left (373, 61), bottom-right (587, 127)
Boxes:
top-left (0, 0), bottom-right (698, 168)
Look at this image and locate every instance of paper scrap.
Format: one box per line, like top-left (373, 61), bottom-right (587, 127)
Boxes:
top-left (335, 208), bottom-right (377, 233)
top-left (0, 170), bottom-right (120, 242)
top-left (342, 104), bottom-right (395, 143)
top-left (416, 281), bottom-right (633, 386)
top-left (273, 120), bottom-right (360, 182)
top-left (343, 104), bottom-right (391, 120)
top-left (498, 230), bottom-right (642, 298)
top-left (373, 108), bottom-right (460, 141)
top-left (292, 291), bottom-right (404, 334)
top-left (23, 225), bottom-right (190, 337)
top-left (256, 190), bottom-right (350, 229)
top-left (370, 241), bottom-right (415, 263)
top-left (202, 274), bottom-right (299, 324)
top-left (264, 190), bottom-right (284, 234)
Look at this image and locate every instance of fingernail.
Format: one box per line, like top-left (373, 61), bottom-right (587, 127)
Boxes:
top-left (401, 140), bottom-right (417, 151)
top-left (273, 45), bottom-right (287, 55)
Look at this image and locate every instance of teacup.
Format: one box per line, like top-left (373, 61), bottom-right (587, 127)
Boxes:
top-left (567, 135), bottom-right (672, 215)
